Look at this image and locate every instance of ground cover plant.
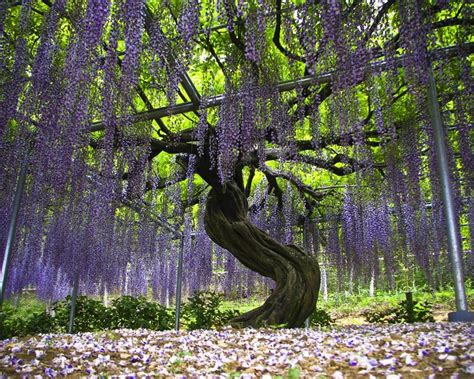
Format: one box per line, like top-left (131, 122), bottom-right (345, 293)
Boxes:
top-left (1, 324), bottom-right (472, 377)
top-left (182, 291), bottom-right (240, 330)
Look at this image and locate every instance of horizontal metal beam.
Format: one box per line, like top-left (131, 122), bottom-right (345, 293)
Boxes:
top-left (90, 43), bottom-right (473, 133)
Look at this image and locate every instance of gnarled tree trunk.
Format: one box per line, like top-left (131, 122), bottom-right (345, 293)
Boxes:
top-left (204, 181), bottom-right (320, 328)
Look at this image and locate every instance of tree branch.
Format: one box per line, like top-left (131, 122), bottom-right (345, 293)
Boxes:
top-left (200, 35), bottom-right (231, 81)
top-left (260, 164), bottom-right (326, 201)
top-left (273, 0), bottom-right (305, 62)
top-left (223, 0), bottom-right (245, 52)
top-left (263, 171), bottom-right (283, 207)
top-left (245, 166), bottom-right (255, 197)
top-left (364, 0), bottom-right (397, 42)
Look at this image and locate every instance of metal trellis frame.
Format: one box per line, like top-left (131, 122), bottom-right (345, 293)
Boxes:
top-left (67, 271), bottom-right (80, 333)
top-left (90, 43), bottom-right (473, 132)
top-left (426, 69), bottom-right (474, 322)
top-left (0, 151), bottom-right (29, 309)
top-left (175, 235), bottom-right (185, 331)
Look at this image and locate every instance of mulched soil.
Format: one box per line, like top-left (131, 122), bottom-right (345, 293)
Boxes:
top-left (1, 322), bottom-right (472, 377)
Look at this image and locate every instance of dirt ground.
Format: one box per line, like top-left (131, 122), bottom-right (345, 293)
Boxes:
top-left (1, 322), bottom-right (472, 377)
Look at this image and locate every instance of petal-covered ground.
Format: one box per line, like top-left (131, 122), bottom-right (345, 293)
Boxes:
top-left (0, 323), bottom-right (472, 377)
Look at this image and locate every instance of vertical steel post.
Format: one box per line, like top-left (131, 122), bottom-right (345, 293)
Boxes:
top-left (303, 221), bottom-right (312, 328)
top-left (68, 271), bottom-right (80, 333)
top-left (0, 154), bottom-right (29, 308)
top-left (405, 292), bottom-right (414, 323)
top-left (174, 234), bottom-right (185, 331)
top-left (427, 70), bottom-right (473, 322)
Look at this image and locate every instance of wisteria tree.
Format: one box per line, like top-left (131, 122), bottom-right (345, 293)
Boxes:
top-left (0, 0), bottom-right (471, 327)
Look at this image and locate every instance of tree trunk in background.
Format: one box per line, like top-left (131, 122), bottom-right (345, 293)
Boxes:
top-left (204, 181), bottom-right (320, 328)
top-left (370, 269), bottom-right (375, 297)
top-left (103, 286), bottom-right (109, 307)
top-left (321, 262), bottom-right (328, 301)
top-left (349, 267), bottom-right (354, 294)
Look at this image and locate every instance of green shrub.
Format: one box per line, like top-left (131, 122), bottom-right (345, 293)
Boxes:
top-left (182, 291), bottom-right (240, 330)
top-left (310, 308), bottom-right (334, 328)
top-left (0, 304), bottom-right (56, 339)
top-left (23, 310), bottom-right (56, 335)
top-left (110, 295), bottom-right (174, 330)
top-left (364, 299), bottom-right (434, 324)
top-left (1, 295), bottom-right (176, 338)
top-left (49, 295), bottom-right (174, 332)
top-left (52, 295), bottom-right (112, 332)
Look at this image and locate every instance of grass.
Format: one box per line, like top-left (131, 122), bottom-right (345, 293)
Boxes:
top-left (2, 294), bottom-right (46, 314)
top-left (221, 297), bottom-right (263, 314)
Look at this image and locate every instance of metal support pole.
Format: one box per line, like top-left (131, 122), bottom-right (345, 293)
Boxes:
top-left (303, 225), bottom-right (312, 329)
top-left (174, 234), bottom-right (185, 331)
top-left (427, 69), bottom-right (474, 322)
top-left (68, 271), bottom-right (80, 333)
top-left (405, 292), bottom-right (414, 323)
top-left (0, 153), bottom-right (29, 309)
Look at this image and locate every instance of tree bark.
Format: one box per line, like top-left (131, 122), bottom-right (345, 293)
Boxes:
top-left (204, 181), bottom-right (320, 328)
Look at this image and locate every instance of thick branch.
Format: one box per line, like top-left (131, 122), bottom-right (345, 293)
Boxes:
top-left (364, 0), bottom-right (397, 42)
top-left (244, 166), bottom-right (255, 197)
top-left (150, 138), bottom-right (197, 157)
top-left (260, 164), bottom-right (326, 200)
top-left (273, 0), bottom-right (305, 62)
top-left (264, 171), bottom-right (283, 207)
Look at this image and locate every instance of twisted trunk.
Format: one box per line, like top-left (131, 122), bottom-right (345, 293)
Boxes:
top-left (204, 181), bottom-right (320, 328)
